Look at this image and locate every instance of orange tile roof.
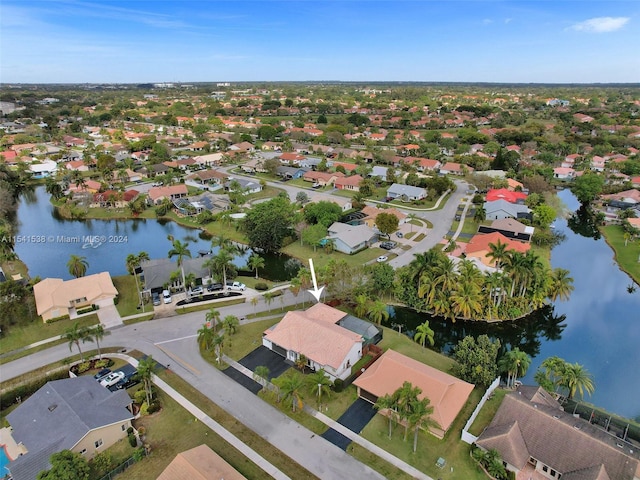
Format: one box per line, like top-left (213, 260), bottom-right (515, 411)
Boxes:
top-left (465, 232), bottom-right (530, 267)
top-left (157, 444), bottom-right (247, 480)
top-left (354, 350), bottom-right (474, 434)
top-left (263, 307), bottom-right (361, 370)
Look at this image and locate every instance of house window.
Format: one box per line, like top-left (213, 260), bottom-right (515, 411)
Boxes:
top-left (551, 470), bottom-right (557, 477)
top-left (80, 449), bottom-right (87, 455)
top-left (542, 465), bottom-right (548, 473)
top-left (122, 424), bottom-right (126, 431)
top-left (95, 439), bottom-right (103, 449)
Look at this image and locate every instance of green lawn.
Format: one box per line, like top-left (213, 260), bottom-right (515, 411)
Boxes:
top-left (601, 225), bottom-right (640, 285)
top-left (175, 297), bottom-right (245, 315)
top-left (113, 275), bottom-right (147, 317)
top-left (377, 325), bottom-right (455, 373)
top-left (0, 314), bottom-right (100, 354)
top-left (467, 388), bottom-right (508, 436)
top-left (282, 242), bottom-right (384, 269)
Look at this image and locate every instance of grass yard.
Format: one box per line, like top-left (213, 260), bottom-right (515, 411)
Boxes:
top-left (0, 258), bottom-right (29, 279)
top-left (413, 233), bottom-right (426, 242)
top-left (467, 388), bottom-right (508, 436)
top-left (282, 241), bottom-right (383, 269)
top-left (359, 387), bottom-right (486, 480)
top-left (0, 314), bottom-right (99, 354)
top-left (377, 325), bottom-right (455, 373)
top-left (601, 225), bottom-right (640, 285)
top-left (175, 297), bottom-right (245, 314)
top-left (348, 443), bottom-right (414, 480)
top-left (112, 275), bottom-right (147, 317)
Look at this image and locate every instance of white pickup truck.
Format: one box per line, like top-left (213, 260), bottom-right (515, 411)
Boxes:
top-left (226, 281), bottom-right (246, 291)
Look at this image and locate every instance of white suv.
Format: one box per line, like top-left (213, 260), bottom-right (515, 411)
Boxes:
top-left (162, 289), bottom-right (172, 304)
top-left (226, 281), bottom-right (246, 291)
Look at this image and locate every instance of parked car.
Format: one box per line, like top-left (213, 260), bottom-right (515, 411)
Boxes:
top-left (190, 286), bottom-right (204, 296)
top-left (377, 255), bottom-right (388, 263)
top-left (226, 281), bottom-right (246, 291)
top-left (396, 231), bottom-right (404, 238)
top-left (99, 371), bottom-right (125, 388)
top-left (152, 292), bottom-right (161, 306)
top-left (114, 371), bottom-right (140, 390)
top-left (207, 283), bottom-right (223, 292)
top-left (380, 241), bottom-right (397, 250)
top-left (162, 289), bottom-right (172, 304)
top-left (93, 368), bottom-right (111, 381)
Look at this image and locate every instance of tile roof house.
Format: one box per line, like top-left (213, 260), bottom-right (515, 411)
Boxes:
top-left (147, 184), bottom-right (188, 204)
top-left (484, 199), bottom-right (532, 221)
top-left (465, 232), bottom-right (531, 267)
top-left (193, 153), bottom-right (224, 167)
top-left (157, 444), bottom-right (247, 480)
top-left (553, 167), bottom-right (577, 180)
top-left (33, 272), bottom-right (118, 322)
top-left (353, 350), bottom-right (474, 438)
top-left (478, 218), bottom-right (535, 242)
top-left (6, 377), bottom-right (134, 480)
top-left (601, 189), bottom-right (640, 209)
top-left (476, 386), bottom-right (640, 480)
top-left (262, 303), bottom-right (365, 381)
top-left (307, 194), bottom-right (352, 212)
top-left (335, 174), bottom-right (364, 191)
top-left (486, 188), bottom-right (527, 204)
top-left (303, 170), bottom-right (344, 186)
top-left (440, 162), bottom-right (474, 176)
top-left (360, 205), bottom-right (407, 228)
top-left (186, 169), bottom-right (229, 185)
top-left (327, 222), bottom-right (378, 254)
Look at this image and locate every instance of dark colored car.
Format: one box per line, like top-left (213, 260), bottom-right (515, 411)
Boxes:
top-left (380, 241), bottom-right (397, 250)
top-left (207, 283), bottom-right (223, 292)
top-left (152, 291), bottom-right (161, 306)
top-left (114, 370), bottom-right (140, 390)
top-left (93, 368), bottom-right (111, 381)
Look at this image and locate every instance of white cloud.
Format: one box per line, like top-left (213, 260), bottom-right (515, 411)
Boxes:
top-left (570, 16), bottom-right (630, 33)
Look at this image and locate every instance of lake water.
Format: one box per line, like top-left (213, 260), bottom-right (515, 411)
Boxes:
top-left (14, 187), bottom-right (299, 281)
top-left (386, 189), bottom-right (640, 420)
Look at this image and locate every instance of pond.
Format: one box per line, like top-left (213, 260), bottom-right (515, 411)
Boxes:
top-left (14, 187), bottom-right (299, 281)
top-left (385, 189), bottom-right (640, 420)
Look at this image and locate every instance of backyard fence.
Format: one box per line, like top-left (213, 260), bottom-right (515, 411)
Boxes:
top-left (461, 377), bottom-right (501, 444)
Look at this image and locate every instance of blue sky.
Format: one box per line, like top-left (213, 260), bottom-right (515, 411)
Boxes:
top-left (1, 1), bottom-right (638, 84)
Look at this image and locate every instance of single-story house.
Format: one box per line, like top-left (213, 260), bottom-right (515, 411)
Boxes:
top-left (416, 158), bottom-right (441, 173)
top-left (225, 178), bottom-right (262, 194)
top-left (229, 141), bottom-right (254, 152)
top-left (484, 199), bottom-right (532, 221)
top-left (240, 158), bottom-right (266, 174)
top-left (307, 194), bottom-right (352, 212)
top-left (187, 169), bottom-right (229, 186)
top-left (141, 254), bottom-right (229, 292)
top-left (29, 160), bottom-right (58, 179)
top-left (279, 152), bottom-right (306, 165)
top-left (465, 232), bottom-right (531, 267)
top-left (33, 272), bottom-right (118, 322)
top-left (335, 174), bottom-right (363, 191)
top-left (553, 167), bottom-right (576, 180)
top-left (276, 165), bottom-right (309, 179)
top-left (91, 189), bottom-right (139, 208)
top-left (157, 444), bottom-right (247, 480)
top-left (64, 160), bottom-right (89, 172)
top-left (386, 183), bottom-right (427, 202)
top-left (6, 377), bottom-right (134, 480)
top-left (369, 165), bottom-right (390, 180)
top-left (262, 303), bottom-right (365, 381)
top-left (360, 205), bottom-right (407, 229)
top-left (298, 157), bottom-right (325, 169)
top-left (193, 153), bottom-right (224, 167)
top-left (147, 184), bottom-right (188, 204)
top-left (476, 386), bottom-right (640, 480)
top-left (327, 222), bottom-right (378, 254)
top-left (440, 162), bottom-right (473, 176)
top-left (478, 218), bottom-right (534, 242)
top-left (353, 349), bottom-right (474, 438)
top-left (303, 170), bottom-right (344, 186)
top-left (601, 189), bottom-right (640, 209)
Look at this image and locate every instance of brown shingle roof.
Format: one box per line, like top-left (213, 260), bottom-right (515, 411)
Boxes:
top-left (353, 350), bottom-right (474, 435)
top-left (157, 444), bottom-right (247, 480)
top-left (477, 388), bottom-right (640, 480)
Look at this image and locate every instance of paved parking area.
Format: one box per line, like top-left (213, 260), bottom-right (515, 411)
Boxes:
top-left (321, 398), bottom-right (377, 450)
top-left (222, 367), bottom-right (263, 394)
top-left (237, 346), bottom-right (290, 380)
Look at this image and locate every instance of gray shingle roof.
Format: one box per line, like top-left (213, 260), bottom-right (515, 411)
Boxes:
top-left (7, 377), bottom-right (133, 480)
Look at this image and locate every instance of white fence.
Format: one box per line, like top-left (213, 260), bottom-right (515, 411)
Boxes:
top-left (461, 377), bottom-right (501, 444)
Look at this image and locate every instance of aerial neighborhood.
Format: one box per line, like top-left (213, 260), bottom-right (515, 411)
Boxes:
top-left (1, 82), bottom-right (639, 480)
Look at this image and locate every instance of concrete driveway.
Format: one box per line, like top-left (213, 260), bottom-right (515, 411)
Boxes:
top-left (321, 398), bottom-right (377, 450)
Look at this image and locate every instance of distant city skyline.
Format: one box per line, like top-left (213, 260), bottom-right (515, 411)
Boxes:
top-left (1, 1), bottom-right (638, 84)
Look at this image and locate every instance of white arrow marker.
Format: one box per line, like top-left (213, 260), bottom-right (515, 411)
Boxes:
top-left (307, 258), bottom-right (324, 303)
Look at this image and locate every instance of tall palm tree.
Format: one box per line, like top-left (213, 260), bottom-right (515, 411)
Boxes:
top-left (197, 323), bottom-right (216, 350)
top-left (450, 281), bottom-right (483, 320)
top-left (487, 240), bottom-right (509, 269)
top-left (137, 356), bottom-right (157, 406)
top-left (65, 322), bottom-right (90, 360)
top-left (408, 397), bottom-right (436, 453)
top-left (539, 356), bottom-right (567, 391)
top-left (253, 365), bottom-right (270, 385)
top-left (274, 373), bottom-right (305, 412)
top-left (248, 253), bottom-right (265, 279)
top-left (548, 268), bottom-right (575, 302)
top-left (205, 307), bottom-right (221, 331)
top-left (250, 296), bottom-right (259, 313)
top-left (367, 300), bottom-right (389, 325)
top-left (414, 320), bottom-right (435, 348)
top-left (396, 382), bottom-right (422, 441)
top-left (167, 237), bottom-right (192, 296)
top-left (212, 332), bottom-right (225, 363)
top-left (126, 251), bottom-right (149, 310)
top-left (222, 315), bottom-right (239, 335)
top-left (374, 392), bottom-right (399, 439)
top-left (89, 324), bottom-right (106, 360)
top-left (212, 248), bottom-right (234, 290)
top-left (499, 348), bottom-right (531, 388)
top-left (474, 205), bottom-right (486, 223)
top-left (354, 293), bottom-right (370, 319)
top-left (67, 255), bottom-right (89, 278)
top-left (562, 362), bottom-right (595, 400)
top-left (306, 369), bottom-right (332, 407)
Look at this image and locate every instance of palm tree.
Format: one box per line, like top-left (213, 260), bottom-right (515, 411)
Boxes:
top-left (126, 251), bottom-right (149, 310)
top-left (65, 322), bottom-right (90, 360)
top-left (137, 356), bottom-right (157, 406)
top-left (212, 332), bottom-right (225, 363)
top-left (538, 356), bottom-right (567, 391)
top-left (487, 240), bottom-right (509, 269)
top-left (248, 254), bottom-right (265, 279)
top-left (408, 398), bottom-right (436, 453)
top-left (374, 392), bottom-right (399, 439)
top-left (499, 348), bottom-right (531, 388)
top-left (367, 300), bottom-right (389, 325)
top-left (205, 308), bottom-right (221, 331)
top-left (562, 362), bottom-right (595, 400)
top-left (67, 255), bottom-right (89, 278)
top-left (89, 325), bottom-right (106, 359)
top-left (354, 293), bottom-right (370, 318)
top-left (222, 315), bottom-right (239, 335)
top-left (212, 248), bottom-right (234, 290)
top-left (264, 292), bottom-right (275, 312)
top-left (250, 296), bottom-right (259, 313)
top-left (414, 321), bottom-right (435, 348)
top-left (167, 237), bottom-right (192, 296)
top-left (197, 323), bottom-right (216, 351)
top-left (548, 268), bottom-right (575, 302)
top-left (274, 373), bottom-right (305, 412)
top-left (474, 205), bottom-right (486, 223)
top-left (306, 369), bottom-right (332, 407)
top-left (450, 281), bottom-right (483, 320)
top-left (253, 365), bottom-right (270, 385)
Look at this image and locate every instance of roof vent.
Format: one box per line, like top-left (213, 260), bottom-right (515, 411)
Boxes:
top-left (534, 404), bottom-right (538, 408)
top-left (573, 424), bottom-right (581, 430)
top-left (553, 415), bottom-right (560, 419)
top-left (48, 404), bottom-right (57, 412)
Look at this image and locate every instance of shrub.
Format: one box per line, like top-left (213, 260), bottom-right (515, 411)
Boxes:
top-left (128, 433), bottom-right (137, 448)
top-left (126, 427), bottom-right (134, 435)
top-left (146, 401), bottom-right (161, 414)
top-left (45, 314), bottom-right (71, 324)
top-left (76, 362), bottom-right (92, 374)
top-left (132, 447), bottom-right (146, 462)
top-left (91, 452), bottom-right (114, 473)
top-left (133, 389), bottom-right (147, 405)
top-left (333, 378), bottom-right (344, 393)
top-left (254, 282), bottom-right (269, 291)
top-left (94, 358), bottom-right (113, 369)
top-left (140, 401), bottom-right (149, 416)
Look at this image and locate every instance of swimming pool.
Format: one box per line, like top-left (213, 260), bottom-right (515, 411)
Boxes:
top-left (0, 445), bottom-right (10, 477)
